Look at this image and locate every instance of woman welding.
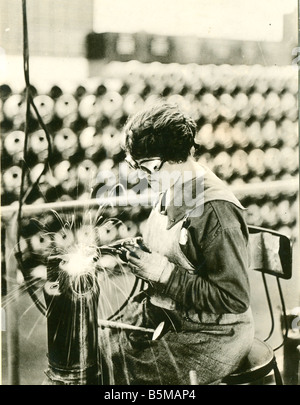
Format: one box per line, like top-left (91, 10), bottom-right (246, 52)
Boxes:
top-left (103, 102), bottom-right (254, 385)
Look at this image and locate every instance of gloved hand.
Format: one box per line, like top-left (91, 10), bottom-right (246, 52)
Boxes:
top-left (124, 244), bottom-right (175, 284)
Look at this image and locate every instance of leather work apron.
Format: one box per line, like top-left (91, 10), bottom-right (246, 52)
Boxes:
top-left (103, 166), bottom-right (255, 385)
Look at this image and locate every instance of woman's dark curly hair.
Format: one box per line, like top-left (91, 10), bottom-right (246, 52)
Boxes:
top-left (124, 102), bottom-right (197, 163)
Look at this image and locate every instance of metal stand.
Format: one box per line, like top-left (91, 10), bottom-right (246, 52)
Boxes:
top-left (4, 220), bottom-right (20, 385)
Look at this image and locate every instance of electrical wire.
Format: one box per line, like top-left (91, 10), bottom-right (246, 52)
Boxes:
top-left (15, 0), bottom-right (53, 316)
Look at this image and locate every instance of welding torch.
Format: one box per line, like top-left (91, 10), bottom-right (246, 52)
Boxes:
top-left (98, 236), bottom-right (151, 262)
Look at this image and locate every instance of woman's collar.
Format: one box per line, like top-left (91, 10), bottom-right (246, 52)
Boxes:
top-left (158, 176), bottom-right (205, 229)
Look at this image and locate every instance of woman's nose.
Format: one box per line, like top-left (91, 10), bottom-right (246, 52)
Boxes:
top-left (136, 169), bottom-right (148, 179)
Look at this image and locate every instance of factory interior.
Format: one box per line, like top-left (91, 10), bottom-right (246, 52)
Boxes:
top-left (0, 0), bottom-right (299, 386)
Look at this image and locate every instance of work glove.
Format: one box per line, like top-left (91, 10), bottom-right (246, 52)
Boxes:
top-left (123, 243), bottom-right (175, 284)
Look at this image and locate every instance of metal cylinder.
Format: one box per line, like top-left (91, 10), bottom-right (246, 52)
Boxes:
top-left (43, 272), bottom-right (100, 385)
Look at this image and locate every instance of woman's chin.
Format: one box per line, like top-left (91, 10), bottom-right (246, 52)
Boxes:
top-left (148, 179), bottom-right (160, 190)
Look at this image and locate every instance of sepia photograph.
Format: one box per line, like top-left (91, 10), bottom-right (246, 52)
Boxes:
top-left (0, 0), bottom-right (299, 389)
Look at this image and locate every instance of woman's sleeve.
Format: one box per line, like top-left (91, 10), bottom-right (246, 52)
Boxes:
top-left (158, 207), bottom-right (251, 314)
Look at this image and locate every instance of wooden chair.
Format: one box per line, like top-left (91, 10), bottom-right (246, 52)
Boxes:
top-left (222, 225), bottom-right (293, 385)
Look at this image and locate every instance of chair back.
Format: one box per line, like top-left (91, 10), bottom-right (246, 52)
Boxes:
top-left (248, 225), bottom-right (293, 349)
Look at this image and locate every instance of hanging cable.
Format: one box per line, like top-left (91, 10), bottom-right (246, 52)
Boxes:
top-left (15, 0), bottom-right (53, 316)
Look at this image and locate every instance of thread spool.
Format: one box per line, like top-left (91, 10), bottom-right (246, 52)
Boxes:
top-left (280, 92), bottom-right (297, 120)
top-left (3, 94), bottom-right (26, 128)
top-left (117, 220), bottom-right (139, 239)
top-left (29, 129), bottom-right (48, 162)
top-left (277, 200), bottom-right (293, 226)
top-left (267, 67), bottom-right (286, 93)
top-left (78, 94), bottom-right (101, 126)
top-left (53, 128), bottom-right (78, 160)
top-left (214, 122), bottom-right (234, 149)
top-left (32, 95), bottom-right (55, 124)
top-left (29, 163), bottom-right (54, 196)
top-left (106, 77), bottom-right (128, 95)
top-left (186, 75), bottom-right (203, 97)
top-left (248, 92), bottom-right (266, 121)
top-left (284, 73), bottom-right (297, 95)
top-left (254, 71), bottom-right (269, 95)
top-left (100, 91), bottom-right (123, 118)
top-left (260, 201), bottom-right (278, 228)
top-left (199, 93), bottom-right (219, 123)
top-left (264, 91), bottom-right (281, 120)
top-left (123, 60), bottom-right (144, 84)
top-left (75, 225), bottom-right (97, 247)
top-left (162, 63), bottom-right (184, 85)
top-left (53, 228), bottom-right (75, 250)
top-left (201, 66), bottom-right (221, 94)
top-left (219, 64), bottom-right (237, 94)
top-left (246, 121), bottom-right (264, 149)
top-left (219, 93), bottom-right (235, 122)
top-left (3, 131), bottom-right (25, 163)
top-left (122, 93), bottom-right (144, 116)
top-left (2, 165), bottom-right (23, 195)
top-left (79, 126), bottom-right (104, 160)
top-left (264, 148), bottom-right (282, 176)
top-left (30, 232), bottom-right (52, 255)
top-left (124, 79), bottom-right (146, 98)
top-left (236, 68), bottom-right (255, 93)
top-left (278, 119), bottom-right (298, 148)
top-left (55, 94), bottom-right (78, 120)
top-left (96, 222), bottom-right (118, 245)
top-left (231, 122), bottom-right (249, 149)
top-left (279, 146), bottom-right (299, 176)
top-left (194, 123), bottom-right (215, 151)
top-left (53, 160), bottom-right (74, 186)
top-left (166, 94), bottom-right (193, 117)
top-left (231, 150), bottom-right (249, 178)
top-left (261, 120), bottom-right (279, 147)
top-left (101, 126), bottom-right (123, 159)
top-left (233, 92), bottom-right (251, 121)
top-left (212, 151), bottom-right (233, 181)
top-left (247, 149), bottom-right (265, 177)
top-left (77, 159), bottom-right (98, 188)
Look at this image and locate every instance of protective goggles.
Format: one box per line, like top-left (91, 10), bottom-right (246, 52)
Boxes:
top-left (125, 156), bottom-right (165, 175)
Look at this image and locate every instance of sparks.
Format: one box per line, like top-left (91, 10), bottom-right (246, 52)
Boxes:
top-left (59, 243), bottom-right (96, 278)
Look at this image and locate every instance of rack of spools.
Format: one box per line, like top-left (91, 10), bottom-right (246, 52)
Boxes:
top-left (1, 61), bottom-right (299, 279)
top-left (1, 61), bottom-right (299, 384)
top-left (0, 61), bottom-right (299, 306)
top-left (1, 61), bottom-right (298, 228)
